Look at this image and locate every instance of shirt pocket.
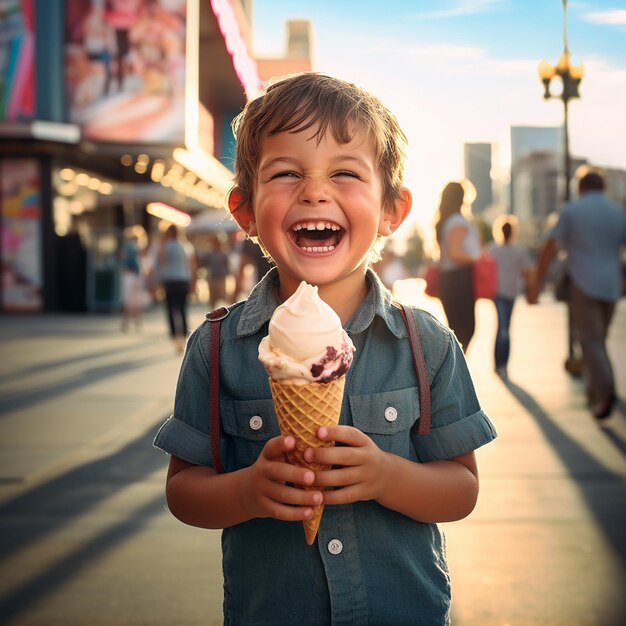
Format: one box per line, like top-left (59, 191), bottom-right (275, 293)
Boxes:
top-left (349, 387), bottom-right (420, 459)
top-left (221, 398), bottom-right (280, 469)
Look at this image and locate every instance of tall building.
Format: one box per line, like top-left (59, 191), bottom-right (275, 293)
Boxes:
top-left (510, 126), bottom-right (561, 216)
top-left (255, 19), bottom-right (313, 82)
top-left (513, 151), bottom-right (559, 242)
top-left (463, 143), bottom-right (493, 214)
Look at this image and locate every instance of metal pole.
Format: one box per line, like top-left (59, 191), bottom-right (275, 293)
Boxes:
top-left (562, 0), bottom-right (569, 53)
top-left (562, 86), bottom-right (578, 369)
top-left (562, 94), bottom-right (571, 202)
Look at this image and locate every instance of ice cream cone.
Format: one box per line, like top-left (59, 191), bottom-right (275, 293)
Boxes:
top-left (269, 376), bottom-right (345, 545)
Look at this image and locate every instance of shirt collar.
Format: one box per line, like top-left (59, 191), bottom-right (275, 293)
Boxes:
top-left (236, 266), bottom-right (406, 339)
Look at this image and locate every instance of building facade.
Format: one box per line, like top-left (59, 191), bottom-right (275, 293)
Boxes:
top-left (463, 142), bottom-right (493, 215)
top-left (254, 19), bottom-right (312, 82)
top-left (510, 125), bottom-right (561, 217)
top-left (0, 0), bottom-right (263, 313)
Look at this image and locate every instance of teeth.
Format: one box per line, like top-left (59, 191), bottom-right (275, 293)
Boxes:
top-left (292, 222), bottom-right (341, 231)
top-left (303, 245), bottom-right (335, 253)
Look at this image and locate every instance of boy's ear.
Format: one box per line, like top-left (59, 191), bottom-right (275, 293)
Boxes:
top-left (379, 187), bottom-right (412, 236)
top-left (227, 187), bottom-right (257, 236)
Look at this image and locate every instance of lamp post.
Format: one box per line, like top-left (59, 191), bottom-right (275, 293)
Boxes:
top-left (537, 0), bottom-right (584, 202)
top-left (537, 0), bottom-right (584, 375)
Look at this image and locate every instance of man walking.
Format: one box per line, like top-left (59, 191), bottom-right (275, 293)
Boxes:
top-left (529, 172), bottom-right (626, 420)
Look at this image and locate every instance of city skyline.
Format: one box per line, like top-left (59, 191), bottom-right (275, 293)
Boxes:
top-left (252, 0), bottom-right (626, 239)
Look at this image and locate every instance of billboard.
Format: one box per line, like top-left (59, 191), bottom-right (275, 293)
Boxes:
top-left (64, 0), bottom-right (186, 144)
top-left (0, 158), bottom-right (42, 311)
top-left (0, 0), bottom-right (35, 121)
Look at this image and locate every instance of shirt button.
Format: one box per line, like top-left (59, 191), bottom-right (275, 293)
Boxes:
top-left (327, 539), bottom-right (343, 555)
top-left (249, 415), bottom-right (263, 431)
top-left (384, 406), bottom-right (398, 422)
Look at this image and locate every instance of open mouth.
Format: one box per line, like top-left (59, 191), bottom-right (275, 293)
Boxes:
top-left (290, 221), bottom-right (344, 253)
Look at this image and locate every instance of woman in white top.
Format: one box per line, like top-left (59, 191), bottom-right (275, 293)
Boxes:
top-left (435, 181), bottom-right (481, 352)
top-left (487, 215), bottom-right (533, 378)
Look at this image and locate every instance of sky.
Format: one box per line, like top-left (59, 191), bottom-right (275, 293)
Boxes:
top-left (251, 0), bottom-right (626, 240)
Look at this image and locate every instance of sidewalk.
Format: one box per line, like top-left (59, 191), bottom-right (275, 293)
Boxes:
top-left (436, 293), bottom-right (626, 625)
top-left (1, 288), bottom-right (625, 624)
top-left (0, 304), bottom-right (207, 505)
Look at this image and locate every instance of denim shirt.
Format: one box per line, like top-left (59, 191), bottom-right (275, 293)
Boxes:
top-left (154, 268), bottom-right (497, 626)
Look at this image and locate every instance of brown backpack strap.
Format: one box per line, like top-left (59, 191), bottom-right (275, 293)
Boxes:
top-left (206, 306), bottom-right (229, 474)
top-left (394, 302), bottom-right (431, 435)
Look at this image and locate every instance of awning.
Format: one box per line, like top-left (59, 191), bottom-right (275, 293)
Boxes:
top-left (186, 208), bottom-right (239, 235)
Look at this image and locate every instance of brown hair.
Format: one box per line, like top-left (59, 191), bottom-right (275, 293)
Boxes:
top-left (435, 181), bottom-right (467, 246)
top-left (492, 214), bottom-right (518, 245)
top-left (230, 72), bottom-right (408, 212)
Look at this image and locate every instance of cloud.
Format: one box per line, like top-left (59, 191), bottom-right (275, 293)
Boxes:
top-left (582, 9), bottom-right (626, 26)
top-left (413, 0), bottom-right (502, 19)
top-left (404, 44), bottom-right (487, 61)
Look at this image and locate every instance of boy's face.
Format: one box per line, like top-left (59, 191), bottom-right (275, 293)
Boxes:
top-left (235, 122), bottom-right (409, 296)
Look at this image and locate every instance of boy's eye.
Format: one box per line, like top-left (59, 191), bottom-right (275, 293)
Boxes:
top-left (269, 171), bottom-right (300, 180)
top-left (333, 170), bottom-right (360, 179)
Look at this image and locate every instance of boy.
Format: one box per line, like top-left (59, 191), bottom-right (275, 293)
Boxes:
top-left (155, 73), bottom-right (496, 625)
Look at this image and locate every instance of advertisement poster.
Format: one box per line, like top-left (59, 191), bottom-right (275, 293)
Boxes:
top-left (0, 158), bottom-right (42, 312)
top-left (64, 0), bottom-right (186, 144)
top-left (0, 0), bottom-right (35, 121)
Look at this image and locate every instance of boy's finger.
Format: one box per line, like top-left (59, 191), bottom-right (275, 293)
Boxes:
top-left (317, 425), bottom-right (367, 446)
top-left (264, 502), bottom-right (316, 523)
top-left (320, 484), bottom-right (362, 506)
top-left (313, 466), bottom-right (360, 488)
top-left (269, 483), bottom-right (324, 508)
top-left (262, 435), bottom-right (296, 460)
top-left (305, 442), bottom-right (363, 467)
top-left (265, 461), bottom-right (316, 487)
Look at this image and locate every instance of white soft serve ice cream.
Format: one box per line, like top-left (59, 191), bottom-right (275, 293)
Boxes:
top-left (258, 281), bottom-right (355, 385)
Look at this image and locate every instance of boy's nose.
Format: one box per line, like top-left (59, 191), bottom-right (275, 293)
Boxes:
top-left (299, 176), bottom-right (330, 205)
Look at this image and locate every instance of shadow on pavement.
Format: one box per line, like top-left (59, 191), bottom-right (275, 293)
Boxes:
top-left (0, 353), bottom-right (173, 415)
top-left (0, 497), bottom-right (165, 623)
top-left (600, 427), bottom-right (626, 459)
top-left (0, 423), bottom-right (169, 621)
top-left (0, 339), bottom-right (164, 386)
top-left (503, 379), bottom-right (626, 569)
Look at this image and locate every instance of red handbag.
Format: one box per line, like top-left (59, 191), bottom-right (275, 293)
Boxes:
top-left (473, 252), bottom-right (497, 300)
top-left (424, 264), bottom-right (440, 298)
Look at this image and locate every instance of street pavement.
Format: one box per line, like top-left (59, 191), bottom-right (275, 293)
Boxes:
top-left (0, 284), bottom-right (625, 625)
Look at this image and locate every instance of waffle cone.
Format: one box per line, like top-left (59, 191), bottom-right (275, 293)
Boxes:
top-left (269, 376), bottom-right (345, 545)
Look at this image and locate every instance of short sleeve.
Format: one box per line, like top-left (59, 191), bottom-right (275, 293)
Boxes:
top-left (412, 333), bottom-right (497, 462)
top-left (153, 324), bottom-right (216, 467)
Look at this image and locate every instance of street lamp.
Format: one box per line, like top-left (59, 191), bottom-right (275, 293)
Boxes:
top-left (537, 0), bottom-right (585, 376)
top-left (537, 0), bottom-right (584, 202)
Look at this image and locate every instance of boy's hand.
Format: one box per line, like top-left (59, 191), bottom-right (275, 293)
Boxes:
top-left (241, 435), bottom-right (323, 522)
top-left (304, 426), bottom-right (389, 505)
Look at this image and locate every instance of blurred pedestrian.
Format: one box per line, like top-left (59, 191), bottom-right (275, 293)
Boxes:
top-left (529, 172), bottom-right (626, 420)
top-left (157, 224), bottom-right (196, 353)
top-left (486, 215), bottom-right (533, 379)
top-left (201, 235), bottom-right (232, 310)
top-left (233, 235), bottom-right (272, 299)
top-left (434, 180), bottom-right (481, 352)
top-left (119, 225), bottom-right (147, 332)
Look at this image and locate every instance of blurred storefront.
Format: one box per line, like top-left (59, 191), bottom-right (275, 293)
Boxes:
top-left (0, 0), bottom-right (263, 312)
